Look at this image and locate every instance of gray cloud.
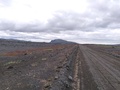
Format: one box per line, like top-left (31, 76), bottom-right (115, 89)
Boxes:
top-left (0, 20), bottom-right (15, 30)
top-left (0, 0), bottom-right (120, 44)
top-left (0, 20), bottom-right (48, 32)
top-left (0, 2), bottom-right (120, 33)
top-left (87, 0), bottom-right (120, 29)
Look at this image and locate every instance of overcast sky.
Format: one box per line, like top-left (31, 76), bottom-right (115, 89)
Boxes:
top-left (0, 0), bottom-right (120, 44)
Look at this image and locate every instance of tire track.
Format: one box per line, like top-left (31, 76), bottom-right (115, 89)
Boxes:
top-left (80, 45), bottom-right (120, 90)
top-left (78, 46), bottom-right (98, 90)
top-left (72, 48), bottom-right (80, 90)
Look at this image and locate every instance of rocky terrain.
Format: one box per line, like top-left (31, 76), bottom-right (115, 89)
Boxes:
top-left (0, 39), bottom-right (120, 90)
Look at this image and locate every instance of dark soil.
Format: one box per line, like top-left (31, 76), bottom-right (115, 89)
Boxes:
top-left (0, 40), bottom-right (120, 90)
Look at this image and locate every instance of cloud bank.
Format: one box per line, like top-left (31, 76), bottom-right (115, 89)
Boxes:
top-left (0, 0), bottom-right (120, 44)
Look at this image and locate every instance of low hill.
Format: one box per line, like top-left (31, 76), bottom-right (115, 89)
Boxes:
top-left (50, 39), bottom-right (76, 44)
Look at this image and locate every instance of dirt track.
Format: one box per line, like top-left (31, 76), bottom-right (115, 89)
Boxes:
top-left (79, 45), bottom-right (120, 90)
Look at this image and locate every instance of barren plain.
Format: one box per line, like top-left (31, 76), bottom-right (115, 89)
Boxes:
top-left (0, 40), bottom-right (120, 90)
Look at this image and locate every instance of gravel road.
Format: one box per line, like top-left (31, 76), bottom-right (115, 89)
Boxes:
top-left (79, 45), bottom-right (120, 90)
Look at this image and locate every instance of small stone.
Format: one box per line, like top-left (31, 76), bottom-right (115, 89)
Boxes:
top-left (24, 53), bottom-right (27, 55)
top-left (55, 69), bottom-right (60, 72)
top-left (6, 87), bottom-right (9, 90)
top-left (7, 66), bottom-right (13, 69)
top-left (48, 78), bottom-right (52, 81)
top-left (42, 58), bottom-right (47, 61)
top-left (54, 76), bottom-right (58, 80)
top-left (64, 81), bottom-right (70, 88)
top-left (44, 82), bottom-right (51, 88)
top-left (33, 75), bottom-right (36, 78)
top-left (17, 83), bottom-right (21, 86)
top-left (44, 84), bottom-right (49, 88)
top-left (66, 65), bottom-right (69, 70)
top-left (31, 62), bottom-right (38, 67)
top-left (57, 66), bottom-right (62, 69)
top-left (68, 76), bottom-right (73, 81)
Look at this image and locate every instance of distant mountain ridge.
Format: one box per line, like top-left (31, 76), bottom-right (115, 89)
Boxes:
top-left (0, 38), bottom-right (76, 44)
top-left (50, 39), bottom-right (76, 44)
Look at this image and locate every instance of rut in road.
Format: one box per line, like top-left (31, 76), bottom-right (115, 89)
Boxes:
top-left (79, 45), bottom-right (120, 90)
top-left (73, 45), bottom-right (98, 90)
top-left (72, 48), bottom-right (80, 90)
